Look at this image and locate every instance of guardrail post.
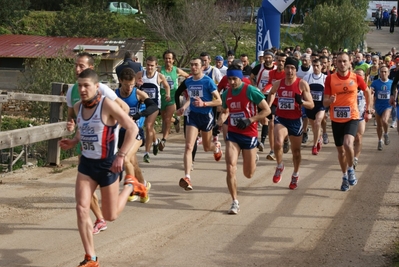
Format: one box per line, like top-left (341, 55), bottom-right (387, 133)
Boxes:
top-left (47, 82), bottom-right (66, 166)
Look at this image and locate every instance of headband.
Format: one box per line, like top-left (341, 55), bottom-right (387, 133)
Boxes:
top-left (264, 51), bottom-right (274, 57)
top-left (226, 69), bottom-right (243, 79)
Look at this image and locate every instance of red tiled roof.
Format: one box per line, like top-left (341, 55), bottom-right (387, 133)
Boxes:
top-left (0, 35), bottom-right (144, 59)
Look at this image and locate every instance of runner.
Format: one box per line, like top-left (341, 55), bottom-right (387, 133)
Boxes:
top-left (176, 58), bottom-right (222, 191)
top-left (217, 64), bottom-right (270, 214)
top-left (303, 58), bottom-right (327, 155)
top-left (158, 50), bottom-right (189, 151)
top-left (323, 52), bottom-right (372, 191)
top-left (370, 65), bottom-right (392, 150)
top-left (66, 52), bottom-right (129, 235)
top-left (136, 56), bottom-right (170, 163)
top-left (60, 69), bottom-right (147, 267)
top-left (115, 68), bottom-right (159, 203)
top-left (267, 57), bottom-right (314, 190)
top-left (353, 69), bottom-right (369, 169)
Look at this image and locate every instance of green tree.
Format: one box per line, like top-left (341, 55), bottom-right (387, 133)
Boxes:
top-left (145, 0), bottom-right (223, 67)
top-left (301, 0), bottom-right (369, 51)
top-left (0, 0), bottom-right (30, 33)
top-left (48, 4), bottom-right (117, 37)
top-left (19, 48), bottom-right (76, 123)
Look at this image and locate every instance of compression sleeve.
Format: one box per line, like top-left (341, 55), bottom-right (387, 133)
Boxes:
top-left (175, 79), bottom-right (187, 110)
top-left (138, 98), bottom-right (158, 117)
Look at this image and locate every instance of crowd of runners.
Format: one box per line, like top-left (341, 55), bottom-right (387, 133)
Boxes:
top-left (60, 45), bottom-right (399, 266)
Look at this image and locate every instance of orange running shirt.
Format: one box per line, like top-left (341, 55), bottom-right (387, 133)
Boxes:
top-left (324, 72), bottom-right (367, 123)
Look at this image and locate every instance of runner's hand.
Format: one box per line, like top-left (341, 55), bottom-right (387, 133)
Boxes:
top-left (294, 94), bottom-right (303, 105)
top-left (236, 118), bottom-right (251, 129)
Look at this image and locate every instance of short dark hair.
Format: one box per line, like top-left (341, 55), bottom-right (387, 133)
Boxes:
top-left (240, 53), bottom-right (248, 58)
top-left (78, 68), bottom-right (98, 83)
top-left (77, 52), bottom-right (95, 67)
top-left (124, 51), bottom-right (133, 60)
top-left (146, 55), bottom-right (158, 63)
top-left (119, 68), bottom-right (136, 81)
top-left (199, 52), bottom-right (211, 60)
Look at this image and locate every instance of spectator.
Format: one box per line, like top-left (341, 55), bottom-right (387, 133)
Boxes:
top-left (383, 9), bottom-right (389, 26)
top-left (375, 7), bottom-right (382, 30)
top-left (390, 6), bottom-right (397, 33)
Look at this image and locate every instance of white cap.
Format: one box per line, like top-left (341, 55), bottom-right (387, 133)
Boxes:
top-left (258, 51), bottom-right (264, 57)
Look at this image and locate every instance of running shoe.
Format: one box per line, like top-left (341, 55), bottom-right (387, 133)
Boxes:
top-left (197, 136), bottom-right (202, 145)
top-left (384, 134), bottom-right (390, 145)
top-left (273, 164), bottom-right (284, 183)
top-left (179, 177), bottom-right (193, 191)
top-left (312, 146), bottom-right (318, 155)
top-left (143, 153), bottom-right (150, 163)
top-left (353, 157), bottom-right (358, 170)
top-left (302, 130), bottom-right (308, 143)
top-left (214, 141), bottom-right (223, 161)
top-left (391, 121), bottom-right (397, 128)
top-left (266, 151), bottom-right (276, 161)
top-left (373, 119), bottom-right (377, 126)
top-left (341, 176), bottom-right (350, 191)
top-left (127, 194), bottom-right (139, 202)
top-left (258, 142), bottom-right (264, 152)
top-left (153, 138), bottom-right (160, 155)
top-left (378, 140), bottom-right (383, 151)
top-left (77, 254), bottom-right (99, 267)
top-left (322, 132), bottom-right (329, 144)
top-left (93, 219), bottom-right (107, 235)
top-left (158, 139), bottom-right (166, 151)
top-left (283, 139), bottom-right (290, 154)
top-left (228, 201), bottom-right (240, 214)
top-left (289, 175), bottom-right (299, 190)
top-left (124, 175), bottom-right (148, 198)
top-left (317, 137), bottom-right (322, 152)
top-left (174, 117), bottom-right (181, 133)
top-left (140, 181), bottom-right (152, 203)
top-left (347, 169), bottom-right (357, 186)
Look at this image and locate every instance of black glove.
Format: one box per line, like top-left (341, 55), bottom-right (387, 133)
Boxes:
top-left (132, 112), bottom-right (141, 120)
top-left (295, 93), bottom-right (303, 105)
top-left (236, 118), bottom-right (251, 130)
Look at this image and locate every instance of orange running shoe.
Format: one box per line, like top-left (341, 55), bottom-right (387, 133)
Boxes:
top-left (124, 175), bottom-right (147, 198)
top-left (77, 254), bottom-right (99, 267)
top-left (179, 177), bottom-right (193, 191)
top-left (214, 141), bottom-right (222, 161)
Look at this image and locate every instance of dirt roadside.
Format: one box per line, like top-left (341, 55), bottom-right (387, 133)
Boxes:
top-left (0, 27), bottom-right (399, 267)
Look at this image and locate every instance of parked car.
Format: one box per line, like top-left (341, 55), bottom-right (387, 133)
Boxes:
top-left (226, 6), bottom-right (260, 23)
top-left (106, 2), bottom-right (139, 15)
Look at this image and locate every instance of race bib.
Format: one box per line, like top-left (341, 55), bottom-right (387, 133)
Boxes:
top-left (311, 91), bottom-right (323, 101)
top-left (188, 88), bottom-right (204, 98)
top-left (377, 91), bottom-right (389, 100)
top-left (129, 106), bottom-right (138, 117)
top-left (230, 112), bottom-right (245, 126)
top-left (143, 87), bottom-right (156, 99)
top-left (278, 98), bottom-right (295, 110)
top-left (260, 79), bottom-right (267, 88)
top-left (333, 106), bottom-right (351, 119)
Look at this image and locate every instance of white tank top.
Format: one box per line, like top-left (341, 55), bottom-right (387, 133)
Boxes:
top-left (256, 65), bottom-right (277, 91)
top-left (141, 70), bottom-right (161, 108)
top-left (77, 96), bottom-right (119, 159)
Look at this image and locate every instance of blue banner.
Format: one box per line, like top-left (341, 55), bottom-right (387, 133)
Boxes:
top-left (256, 0), bottom-right (294, 55)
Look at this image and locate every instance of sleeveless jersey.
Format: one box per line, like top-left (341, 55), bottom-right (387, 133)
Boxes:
top-left (141, 70), bottom-right (160, 108)
top-left (77, 96), bottom-right (119, 159)
top-left (115, 87), bottom-right (145, 128)
top-left (304, 73), bottom-right (326, 108)
top-left (256, 65), bottom-right (276, 91)
top-left (297, 65), bottom-right (313, 79)
top-left (357, 89), bottom-right (366, 119)
top-left (328, 72), bottom-right (359, 122)
top-left (226, 83), bottom-right (258, 137)
top-left (275, 78), bottom-right (302, 119)
top-left (160, 66), bottom-right (178, 91)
